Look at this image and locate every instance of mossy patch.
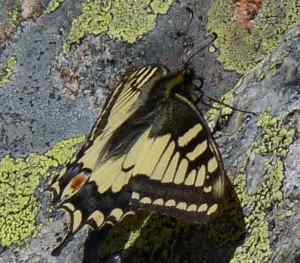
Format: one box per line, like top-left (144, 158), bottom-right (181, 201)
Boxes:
top-left (254, 112), bottom-right (295, 157)
top-left (107, 0), bottom-right (157, 43)
top-left (230, 112), bottom-right (295, 262)
top-left (8, 1), bottom-right (22, 26)
top-left (207, 0), bottom-right (300, 74)
top-left (150, 0), bottom-right (174, 14)
top-left (45, 0), bottom-right (65, 14)
top-left (65, 0), bottom-right (174, 50)
top-left (206, 91), bottom-right (234, 131)
top-left (0, 56), bottom-right (17, 87)
top-left (0, 136), bottom-right (84, 247)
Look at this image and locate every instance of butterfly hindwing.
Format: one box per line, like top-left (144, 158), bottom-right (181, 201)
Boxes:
top-left (129, 91), bottom-right (225, 222)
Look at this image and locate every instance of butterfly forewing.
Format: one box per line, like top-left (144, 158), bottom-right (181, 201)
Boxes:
top-left (48, 65), bottom-right (227, 255)
top-left (49, 65), bottom-right (169, 199)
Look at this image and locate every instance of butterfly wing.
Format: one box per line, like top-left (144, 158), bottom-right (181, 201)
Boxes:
top-left (49, 65), bottom-right (169, 198)
top-left (129, 92), bottom-right (226, 222)
top-left (48, 65), bottom-right (227, 255)
top-left (48, 65), bottom-right (169, 255)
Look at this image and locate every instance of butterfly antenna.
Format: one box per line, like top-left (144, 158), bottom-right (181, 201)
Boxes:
top-left (204, 94), bottom-right (257, 116)
top-left (183, 32), bottom-right (217, 70)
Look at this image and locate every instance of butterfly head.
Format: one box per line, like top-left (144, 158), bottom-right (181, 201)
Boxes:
top-left (172, 32), bottom-right (217, 92)
top-left (161, 67), bottom-right (198, 99)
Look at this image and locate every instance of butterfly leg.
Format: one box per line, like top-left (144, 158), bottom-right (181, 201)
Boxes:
top-left (194, 88), bottom-right (257, 116)
top-left (205, 95), bottom-right (257, 116)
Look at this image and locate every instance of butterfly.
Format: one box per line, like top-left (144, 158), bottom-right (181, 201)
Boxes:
top-left (48, 62), bottom-right (228, 256)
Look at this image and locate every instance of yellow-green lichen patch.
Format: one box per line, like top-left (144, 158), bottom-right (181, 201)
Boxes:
top-left (46, 135), bottom-right (85, 164)
top-left (229, 112), bottom-right (295, 262)
top-left (207, 0), bottom-right (300, 74)
top-left (254, 112), bottom-right (295, 158)
top-left (107, 0), bottom-right (157, 43)
top-left (66, 0), bottom-right (174, 48)
top-left (67, 0), bottom-right (112, 47)
top-left (0, 56), bottom-right (17, 87)
top-left (150, 0), bottom-right (174, 15)
top-left (8, 2), bottom-right (22, 26)
top-left (206, 91), bottom-right (234, 131)
top-left (45, 0), bottom-right (65, 14)
top-left (0, 136), bottom-right (84, 247)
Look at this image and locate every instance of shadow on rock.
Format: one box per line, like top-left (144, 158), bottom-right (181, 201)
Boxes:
top-left (83, 179), bottom-right (245, 263)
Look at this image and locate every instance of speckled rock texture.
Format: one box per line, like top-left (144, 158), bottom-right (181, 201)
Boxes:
top-left (0, 0), bottom-right (300, 262)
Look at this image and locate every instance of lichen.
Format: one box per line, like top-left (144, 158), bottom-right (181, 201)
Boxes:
top-left (253, 112), bottom-right (295, 157)
top-left (206, 91), bottom-right (234, 131)
top-left (150, 0), bottom-right (174, 15)
top-left (66, 0), bottom-right (174, 49)
top-left (8, 2), bottom-right (22, 26)
top-left (207, 0), bottom-right (300, 74)
top-left (0, 56), bottom-right (17, 87)
top-left (66, 0), bottom-right (112, 49)
top-left (230, 112), bottom-right (295, 262)
top-left (45, 0), bottom-right (65, 14)
top-left (107, 0), bottom-right (157, 43)
top-left (0, 135), bottom-right (84, 247)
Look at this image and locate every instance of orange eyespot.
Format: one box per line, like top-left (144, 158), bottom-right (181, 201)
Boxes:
top-left (70, 174), bottom-right (88, 192)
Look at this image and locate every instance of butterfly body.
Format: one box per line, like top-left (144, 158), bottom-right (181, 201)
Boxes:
top-left (48, 65), bottom-right (227, 255)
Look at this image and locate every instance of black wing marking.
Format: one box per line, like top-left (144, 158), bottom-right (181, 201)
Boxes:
top-left (128, 92), bottom-right (226, 222)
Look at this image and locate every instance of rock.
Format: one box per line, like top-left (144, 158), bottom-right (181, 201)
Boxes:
top-left (224, 21), bottom-right (300, 263)
top-left (1, 0), bottom-right (300, 262)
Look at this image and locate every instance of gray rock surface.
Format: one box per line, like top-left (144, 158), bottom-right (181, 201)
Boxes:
top-left (224, 22), bottom-right (300, 263)
top-left (0, 0), bottom-right (95, 158)
top-left (1, 0), bottom-right (300, 263)
top-left (0, 0), bottom-right (238, 159)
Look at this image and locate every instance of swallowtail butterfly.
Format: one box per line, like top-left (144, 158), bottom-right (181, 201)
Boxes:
top-left (48, 61), bottom-right (228, 255)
